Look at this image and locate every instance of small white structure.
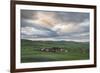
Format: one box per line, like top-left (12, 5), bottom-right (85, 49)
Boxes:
top-left (65, 50), bottom-right (68, 53)
top-left (40, 47), bottom-right (68, 53)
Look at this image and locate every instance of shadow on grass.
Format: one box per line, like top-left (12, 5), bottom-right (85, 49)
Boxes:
top-left (21, 56), bottom-right (57, 63)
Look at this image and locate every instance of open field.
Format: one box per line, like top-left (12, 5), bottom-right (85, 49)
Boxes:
top-left (21, 39), bottom-right (89, 63)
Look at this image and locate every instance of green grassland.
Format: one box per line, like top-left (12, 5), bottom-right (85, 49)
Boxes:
top-left (21, 39), bottom-right (89, 63)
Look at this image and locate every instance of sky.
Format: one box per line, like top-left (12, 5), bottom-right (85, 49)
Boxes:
top-left (21, 10), bottom-right (90, 42)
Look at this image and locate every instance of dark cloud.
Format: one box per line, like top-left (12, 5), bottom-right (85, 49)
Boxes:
top-left (21, 10), bottom-right (37, 19)
top-left (55, 12), bottom-right (89, 24)
top-left (21, 10), bottom-right (89, 24)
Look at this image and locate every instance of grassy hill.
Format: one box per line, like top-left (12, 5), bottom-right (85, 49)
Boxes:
top-left (21, 39), bottom-right (89, 63)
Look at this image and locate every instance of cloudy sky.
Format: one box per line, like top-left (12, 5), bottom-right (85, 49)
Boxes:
top-left (21, 10), bottom-right (90, 42)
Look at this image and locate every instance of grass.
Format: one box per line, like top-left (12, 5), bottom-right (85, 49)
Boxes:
top-left (21, 39), bottom-right (89, 63)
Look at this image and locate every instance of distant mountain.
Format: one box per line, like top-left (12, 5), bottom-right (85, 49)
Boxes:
top-left (21, 39), bottom-right (89, 50)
